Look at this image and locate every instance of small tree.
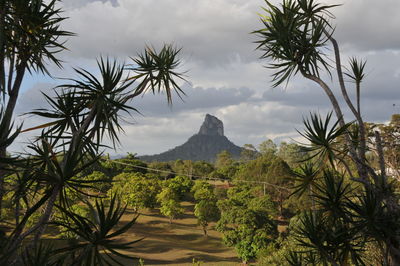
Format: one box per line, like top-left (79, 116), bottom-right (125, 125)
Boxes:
top-left (277, 142), bottom-right (306, 168)
top-left (157, 187), bottom-right (184, 223)
top-left (111, 172), bottom-right (161, 211)
top-left (166, 175), bottom-right (194, 200)
top-left (266, 158), bottom-right (293, 216)
top-left (215, 150), bottom-right (234, 168)
top-left (191, 181), bottom-right (220, 235)
top-left (216, 183), bottom-right (278, 264)
top-left (240, 144), bottom-right (259, 162)
top-left (258, 139), bottom-right (277, 157)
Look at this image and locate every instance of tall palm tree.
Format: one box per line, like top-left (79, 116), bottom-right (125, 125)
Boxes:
top-left (0, 45), bottom-right (186, 264)
top-left (0, 0), bottom-right (73, 217)
top-left (255, 0), bottom-right (400, 264)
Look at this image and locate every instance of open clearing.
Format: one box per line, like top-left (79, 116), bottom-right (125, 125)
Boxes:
top-left (116, 202), bottom-right (241, 266)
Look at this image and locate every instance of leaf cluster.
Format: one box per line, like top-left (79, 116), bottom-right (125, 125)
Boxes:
top-left (254, 0), bottom-right (339, 87)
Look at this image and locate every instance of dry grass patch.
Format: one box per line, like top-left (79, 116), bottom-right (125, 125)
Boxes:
top-left (116, 202), bottom-right (241, 265)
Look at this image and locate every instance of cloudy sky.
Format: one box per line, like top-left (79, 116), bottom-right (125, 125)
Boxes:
top-left (13, 0), bottom-right (400, 156)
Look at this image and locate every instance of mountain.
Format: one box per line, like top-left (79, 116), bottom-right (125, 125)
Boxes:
top-left (140, 114), bottom-right (242, 162)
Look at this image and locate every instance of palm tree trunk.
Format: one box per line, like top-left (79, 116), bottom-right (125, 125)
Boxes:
top-left (32, 184), bottom-right (60, 246)
top-left (326, 33), bottom-right (368, 181)
top-left (0, 0), bottom-right (6, 91)
top-left (0, 60), bottom-right (27, 218)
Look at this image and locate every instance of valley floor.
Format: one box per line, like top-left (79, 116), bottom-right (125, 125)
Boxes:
top-left (117, 202), bottom-right (241, 265)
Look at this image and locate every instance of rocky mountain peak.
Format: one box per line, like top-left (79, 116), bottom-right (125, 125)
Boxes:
top-left (140, 114), bottom-right (241, 162)
top-left (198, 114), bottom-right (224, 136)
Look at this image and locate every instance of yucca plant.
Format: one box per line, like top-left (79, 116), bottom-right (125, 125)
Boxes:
top-left (52, 195), bottom-right (141, 265)
top-left (0, 45), bottom-right (186, 266)
top-left (1, 1), bottom-right (188, 264)
top-left (255, 1), bottom-right (400, 264)
top-left (291, 162), bottom-right (320, 199)
top-left (0, 0), bottom-right (73, 218)
top-left (294, 210), bottom-right (365, 266)
top-left (21, 242), bottom-right (65, 266)
top-left (298, 112), bottom-right (351, 168)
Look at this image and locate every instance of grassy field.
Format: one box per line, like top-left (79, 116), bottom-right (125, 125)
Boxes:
top-left (116, 202), bottom-right (241, 266)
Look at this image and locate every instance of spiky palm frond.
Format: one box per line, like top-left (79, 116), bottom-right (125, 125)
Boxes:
top-left (295, 211), bottom-right (365, 265)
top-left (344, 57), bottom-right (366, 85)
top-left (291, 162), bottom-right (320, 198)
top-left (0, 106), bottom-right (22, 150)
top-left (298, 112), bottom-right (351, 167)
top-left (313, 170), bottom-right (353, 221)
top-left (5, 0), bottom-right (74, 75)
top-left (62, 58), bottom-right (137, 148)
top-left (285, 250), bottom-right (305, 266)
top-left (53, 194), bottom-right (141, 265)
top-left (297, 0), bottom-right (339, 23)
top-left (21, 242), bottom-right (64, 266)
top-left (26, 90), bottom-right (85, 137)
top-left (254, 0), bottom-right (337, 87)
top-left (347, 188), bottom-right (400, 244)
top-left (130, 44), bottom-right (186, 104)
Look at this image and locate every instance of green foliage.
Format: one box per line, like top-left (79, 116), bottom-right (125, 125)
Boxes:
top-left (213, 186), bottom-right (228, 200)
top-left (215, 150), bottom-right (234, 169)
top-left (83, 171), bottom-right (112, 193)
top-left (106, 158), bottom-right (148, 176)
top-left (258, 139), bottom-right (277, 157)
top-left (234, 155), bottom-right (273, 182)
top-left (215, 164), bottom-right (240, 180)
top-left (166, 175), bottom-right (193, 200)
top-left (266, 158), bottom-right (294, 214)
top-left (217, 183), bottom-right (278, 263)
top-left (157, 187), bottom-right (184, 223)
top-left (148, 162), bottom-right (175, 180)
top-left (192, 161), bottom-right (215, 176)
top-left (213, 151), bottom-right (240, 181)
top-left (191, 181), bottom-right (220, 235)
top-left (277, 142), bottom-right (306, 168)
top-left (111, 172), bottom-right (161, 211)
top-left (258, 214), bottom-right (307, 265)
top-left (241, 144), bottom-right (259, 162)
top-left (172, 160), bottom-right (214, 177)
top-left (194, 201), bottom-right (220, 235)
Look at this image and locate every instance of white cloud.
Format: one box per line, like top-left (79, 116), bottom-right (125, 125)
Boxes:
top-left (12, 0), bottom-right (400, 156)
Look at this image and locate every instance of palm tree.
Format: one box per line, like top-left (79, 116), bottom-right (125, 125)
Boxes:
top-left (255, 0), bottom-right (400, 264)
top-left (0, 0), bottom-right (73, 217)
top-left (0, 45), bottom-right (186, 264)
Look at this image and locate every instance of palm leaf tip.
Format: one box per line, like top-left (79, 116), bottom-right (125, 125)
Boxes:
top-left (129, 44), bottom-right (187, 104)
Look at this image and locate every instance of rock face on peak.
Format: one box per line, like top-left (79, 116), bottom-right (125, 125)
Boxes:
top-left (198, 114), bottom-right (224, 136)
top-left (140, 114), bottom-right (242, 162)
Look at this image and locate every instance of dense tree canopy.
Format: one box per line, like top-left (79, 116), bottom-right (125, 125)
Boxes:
top-left (217, 183), bottom-right (278, 263)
